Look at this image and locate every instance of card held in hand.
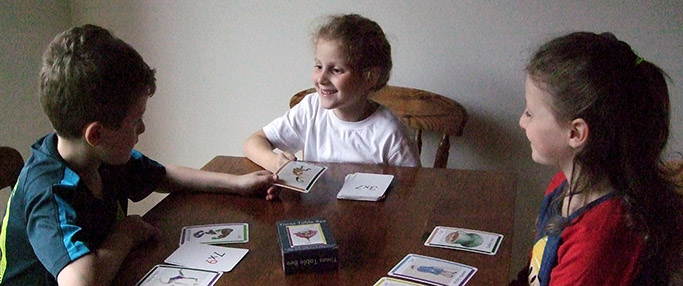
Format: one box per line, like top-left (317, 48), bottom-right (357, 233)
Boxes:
top-left (276, 217), bottom-right (338, 275)
top-left (336, 172), bottom-right (394, 201)
top-left (274, 161), bottom-right (327, 193)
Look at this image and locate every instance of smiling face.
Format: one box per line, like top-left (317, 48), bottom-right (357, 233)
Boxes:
top-left (98, 95), bottom-right (148, 165)
top-left (312, 38), bottom-right (374, 121)
top-left (519, 76), bottom-right (574, 168)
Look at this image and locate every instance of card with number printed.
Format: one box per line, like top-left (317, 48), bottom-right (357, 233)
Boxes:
top-left (337, 173), bottom-right (394, 201)
top-left (164, 243), bottom-right (248, 272)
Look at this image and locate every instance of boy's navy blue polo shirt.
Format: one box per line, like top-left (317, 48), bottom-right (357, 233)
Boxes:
top-left (0, 133), bottom-right (165, 285)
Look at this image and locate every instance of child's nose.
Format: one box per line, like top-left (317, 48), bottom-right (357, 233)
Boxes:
top-left (137, 121), bottom-right (146, 134)
top-left (519, 115), bottom-right (526, 129)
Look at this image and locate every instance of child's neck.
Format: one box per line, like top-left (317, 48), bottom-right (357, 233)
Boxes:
top-left (562, 179), bottom-right (611, 217)
top-left (56, 135), bottom-right (104, 200)
top-left (334, 99), bottom-right (379, 122)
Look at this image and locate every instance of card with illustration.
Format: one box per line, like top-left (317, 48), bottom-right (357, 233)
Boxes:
top-left (135, 264), bottom-right (222, 286)
top-left (388, 254), bottom-right (477, 286)
top-left (179, 223), bottom-right (249, 245)
top-left (374, 276), bottom-right (427, 286)
top-left (274, 161), bottom-right (327, 193)
top-left (424, 226), bottom-right (503, 255)
top-left (285, 223), bottom-right (327, 246)
top-left (164, 243), bottom-right (249, 273)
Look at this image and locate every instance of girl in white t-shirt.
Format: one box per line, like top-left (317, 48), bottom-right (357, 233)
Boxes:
top-left (243, 14), bottom-right (420, 195)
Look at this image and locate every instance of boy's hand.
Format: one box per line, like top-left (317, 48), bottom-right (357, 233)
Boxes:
top-left (113, 215), bottom-right (161, 246)
top-left (234, 170), bottom-right (278, 198)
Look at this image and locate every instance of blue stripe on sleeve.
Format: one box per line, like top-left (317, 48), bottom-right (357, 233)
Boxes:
top-left (53, 194), bottom-right (90, 260)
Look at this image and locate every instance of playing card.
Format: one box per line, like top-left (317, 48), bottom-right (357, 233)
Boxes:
top-left (274, 161), bottom-right (327, 193)
top-left (285, 222), bottom-right (328, 246)
top-left (424, 226), bottom-right (503, 255)
top-left (135, 264), bottom-right (222, 286)
top-left (337, 172), bottom-right (394, 201)
top-left (374, 276), bottom-right (427, 285)
top-left (164, 243), bottom-right (249, 272)
top-left (180, 223), bottom-right (249, 245)
top-left (388, 254), bottom-right (477, 286)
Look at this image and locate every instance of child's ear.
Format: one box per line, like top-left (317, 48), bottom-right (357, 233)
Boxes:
top-left (364, 67), bottom-right (381, 88)
top-left (568, 118), bottom-right (589, 149)
top-left (83, 122), bottom-right (103, 146)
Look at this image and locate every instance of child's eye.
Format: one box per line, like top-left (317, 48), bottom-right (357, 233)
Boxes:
top-left (524, 110), bottom-right (531, 117)
top-left (314, 64), bottom-right (322, 70)
top-left (332, 68), bottom-right (343, 74)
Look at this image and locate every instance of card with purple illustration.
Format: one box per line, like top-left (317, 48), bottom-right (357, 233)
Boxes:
top-left (179, 223), bottom-right (249, 245)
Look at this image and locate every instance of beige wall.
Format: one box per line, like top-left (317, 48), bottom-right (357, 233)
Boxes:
top-left (3, 0), bottom-right (682, 280)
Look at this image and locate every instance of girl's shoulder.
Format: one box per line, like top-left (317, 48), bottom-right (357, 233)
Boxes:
top-left (546, 172), bottom-right (567, 196)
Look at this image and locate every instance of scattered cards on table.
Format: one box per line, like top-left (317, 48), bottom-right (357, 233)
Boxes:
top-left (179, 223), bottom-right (249, 245)
top-left (336, 172), bottom-right (394, 201)
top-left (388, 254), bottom-right (477, 286)
top-left (274, 160), bottom-right (327, 193)
top-left (424, 226), bottom-right (503, 256)
top-left (136, 264), bottom-right (222, 286)
top-left (374, 276), bottom-right (428, 285)
top-left (164, 243), bottom-right (249, 273)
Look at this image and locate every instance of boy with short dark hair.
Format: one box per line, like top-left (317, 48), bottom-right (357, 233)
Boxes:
top-left (0, 24), bottom-right (277, 285)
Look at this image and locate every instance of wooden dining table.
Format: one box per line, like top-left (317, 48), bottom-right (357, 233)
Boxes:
top-left (113, 156), bottom-right (517, 285)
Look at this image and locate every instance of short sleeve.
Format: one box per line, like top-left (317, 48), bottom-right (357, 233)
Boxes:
top-left (26, 184), bottom-right (91, 278)
top-left (101, 150), bottom-right (166, 202)
top-left (263, 95), bottom-right (315, 153)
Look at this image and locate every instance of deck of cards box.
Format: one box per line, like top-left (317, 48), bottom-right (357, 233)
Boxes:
top-left (276, 217), bottom-right (338, 275)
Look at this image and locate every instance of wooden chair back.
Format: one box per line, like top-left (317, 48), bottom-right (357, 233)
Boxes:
top-left (0, 146), bottom-right (24, 190)
top-left (290, 85), bottom-right (468, 168)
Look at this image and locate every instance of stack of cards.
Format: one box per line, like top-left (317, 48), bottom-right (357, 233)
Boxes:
top-left (424, 226), bottom-right (503, 256)
top-left (336, 173), bottom-right (394, 201)
top-left (274, 161), bottom-right (327, 193)
top-left (387, 254), bottom-right (477, 286)
top-left (136, 223), bottom-right (251, 286)
top-left (164, 243), bottom-right (249, 273)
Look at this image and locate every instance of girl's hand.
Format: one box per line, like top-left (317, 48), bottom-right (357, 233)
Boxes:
top-left (274, 152), bottom-right (297, 172)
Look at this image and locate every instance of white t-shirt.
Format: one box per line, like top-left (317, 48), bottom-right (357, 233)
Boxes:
top-left (263, 92), bottom-right (421, 167)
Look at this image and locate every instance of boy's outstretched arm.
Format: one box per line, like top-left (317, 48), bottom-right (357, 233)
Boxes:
top-left (161, 164), bottom-right (278, 197)
top-left (56, 215), bottom-right (160, 286)
top-left (243, 129), bottom-right (296, 173)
